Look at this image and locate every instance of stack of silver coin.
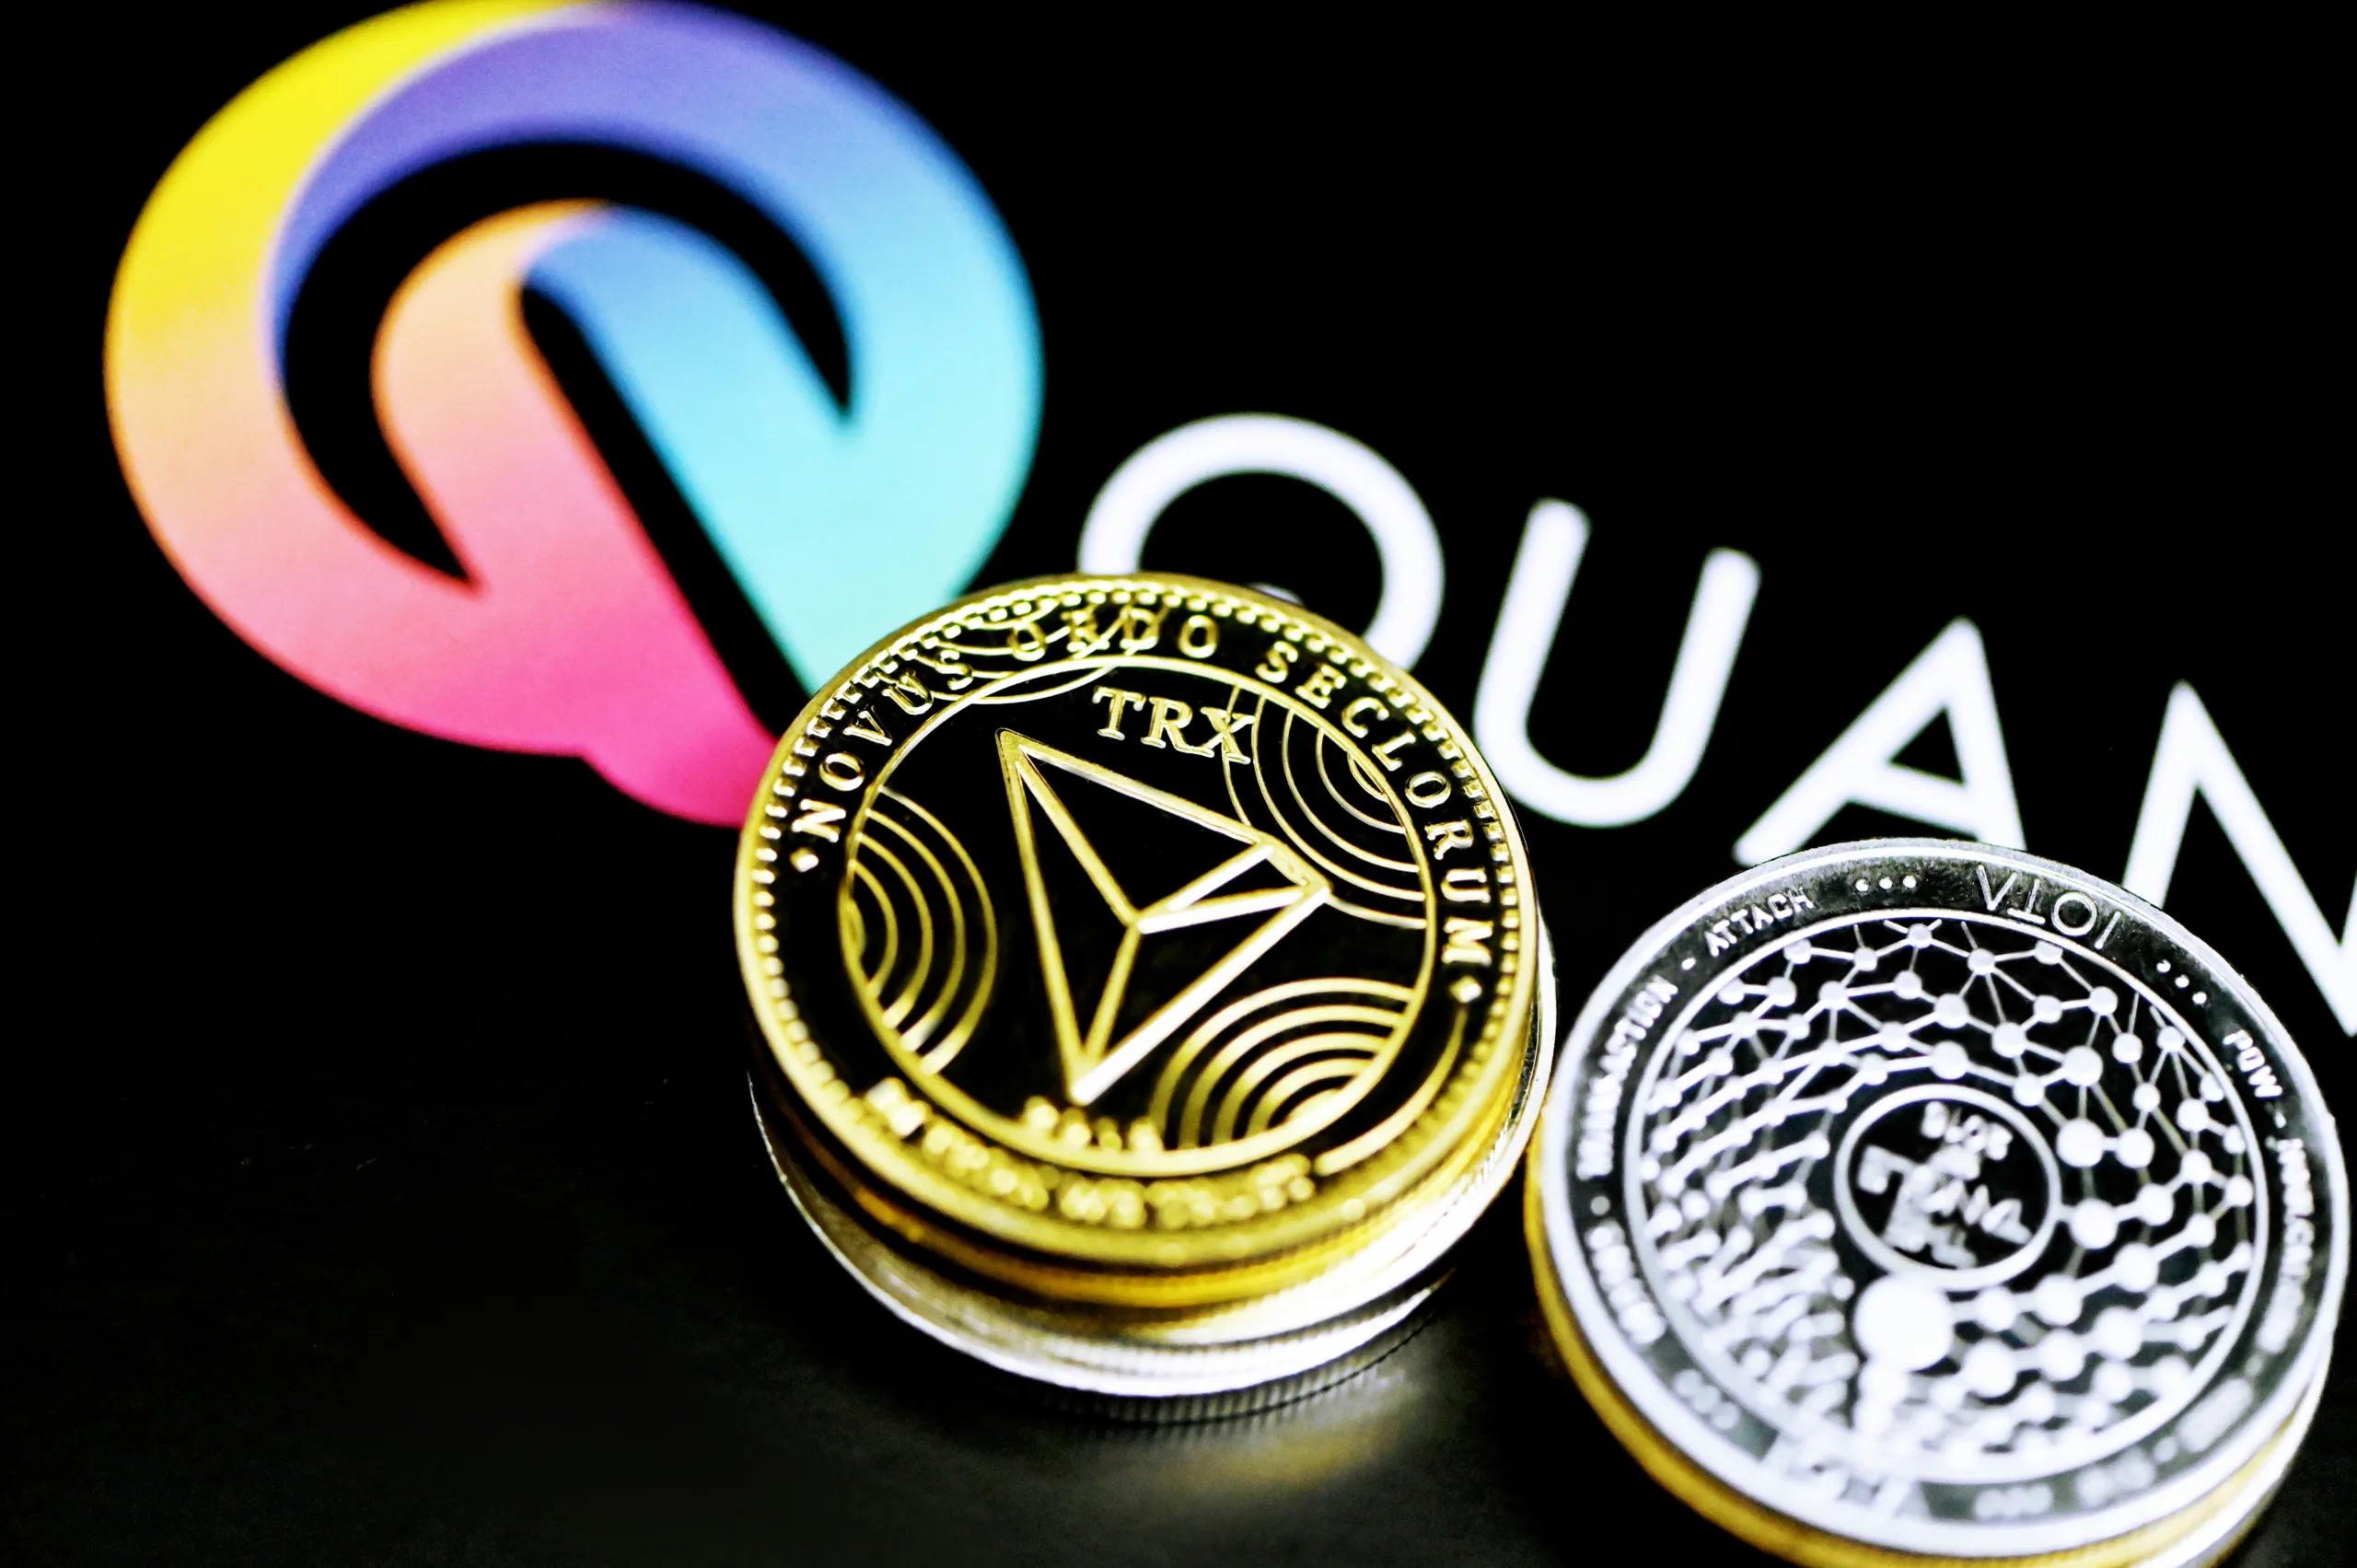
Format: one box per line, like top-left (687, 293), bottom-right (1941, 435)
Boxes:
top-left (1529, 841), bottom-right (2345, 1567)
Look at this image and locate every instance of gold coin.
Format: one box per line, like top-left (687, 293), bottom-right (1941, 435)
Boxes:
top-left (746, 969), bottom-right (1544, 1411)
top-left (737, 574), bottom-right (1546, 1318)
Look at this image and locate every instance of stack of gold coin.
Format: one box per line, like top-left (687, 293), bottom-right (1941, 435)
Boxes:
top-left (736, 574), bottom-right (1552, 1410)
top-left (1528, 841), bottom-right (2346, 1566)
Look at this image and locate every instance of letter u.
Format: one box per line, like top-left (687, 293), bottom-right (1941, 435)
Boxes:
top-left (1474, 501), bottom-right (1759, 827)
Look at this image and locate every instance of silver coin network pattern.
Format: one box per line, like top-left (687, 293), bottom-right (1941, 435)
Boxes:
top-left (1636, 913), bottom-right (2260, 1478)
top-left (1537, 840), bottom-right (2344, 1560)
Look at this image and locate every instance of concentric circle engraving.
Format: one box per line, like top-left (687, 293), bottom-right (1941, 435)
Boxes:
top-left (1833, 1084), bottom-right (2060, 1289)
top-left (737, 574), bottom-right (1546, 1304)
top-left (1533, 841), bottom-right (2346, 1561)
top-left (841, 662), bottom-right (1433, 1178)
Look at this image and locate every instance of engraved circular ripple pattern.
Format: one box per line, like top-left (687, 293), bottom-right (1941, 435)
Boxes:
top-left (738, 573), bottom-right (1545, 1304)
top-left (1532, 841), bottom-right (2346, 1562)
top-left (843, 787), bottom-right (998, 1076)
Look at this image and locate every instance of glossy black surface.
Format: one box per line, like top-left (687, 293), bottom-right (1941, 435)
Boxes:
top-left (13, 6), bottom-right (2346, 1562)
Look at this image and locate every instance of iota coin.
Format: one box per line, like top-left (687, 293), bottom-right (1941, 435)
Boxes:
top-left (737, 574), bottom-right (1550, 1397)
top-left (1529, 841), bottom-right (2345, 1562)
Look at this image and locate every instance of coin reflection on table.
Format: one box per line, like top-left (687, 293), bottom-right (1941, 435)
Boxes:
top-left (737, 573), bottom-right (1552, 1409)
top-left (1528, 840), bottom-right (2346, 1566)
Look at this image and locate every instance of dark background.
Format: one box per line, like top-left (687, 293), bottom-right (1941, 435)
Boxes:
top-left (13, 6), bottom-right (2347, 1563)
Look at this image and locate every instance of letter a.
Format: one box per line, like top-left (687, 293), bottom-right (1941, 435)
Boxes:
top-left (1736, 620), bottom-right (2024, 864)
top-left (2122, 684), bottom-right (2355, 1034)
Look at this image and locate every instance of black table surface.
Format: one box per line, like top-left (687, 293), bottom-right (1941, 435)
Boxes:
top-left (14, 7), bottom-right (2348, 1563)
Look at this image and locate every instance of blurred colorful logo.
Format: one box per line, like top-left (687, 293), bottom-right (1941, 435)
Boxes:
top-left (106, 0), bottom-right (1041, 823)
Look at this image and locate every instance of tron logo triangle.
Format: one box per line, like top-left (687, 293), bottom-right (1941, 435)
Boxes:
top-left (997, 729), bottom-right (1331, 1107)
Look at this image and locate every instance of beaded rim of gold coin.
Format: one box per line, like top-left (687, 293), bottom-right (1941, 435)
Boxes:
top-left (735, 573), bottom-right (1545, 1307)
top-left (772, 1009), bottom-right (1539, 1309)
top-left (741, 934), bottom-right (1551, 1401)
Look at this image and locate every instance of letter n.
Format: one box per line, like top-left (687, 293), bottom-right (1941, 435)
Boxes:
top-left (2122, 684), bottom-right (2355, 1034)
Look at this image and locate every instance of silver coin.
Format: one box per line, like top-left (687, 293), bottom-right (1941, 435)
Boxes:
top-left (759, 913), bottom-right (1555, 1407)
top-left (1532, 840), bottom-right (2346, 1558)
top-left (2140, 1356), bottom-right (2327, 1568)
